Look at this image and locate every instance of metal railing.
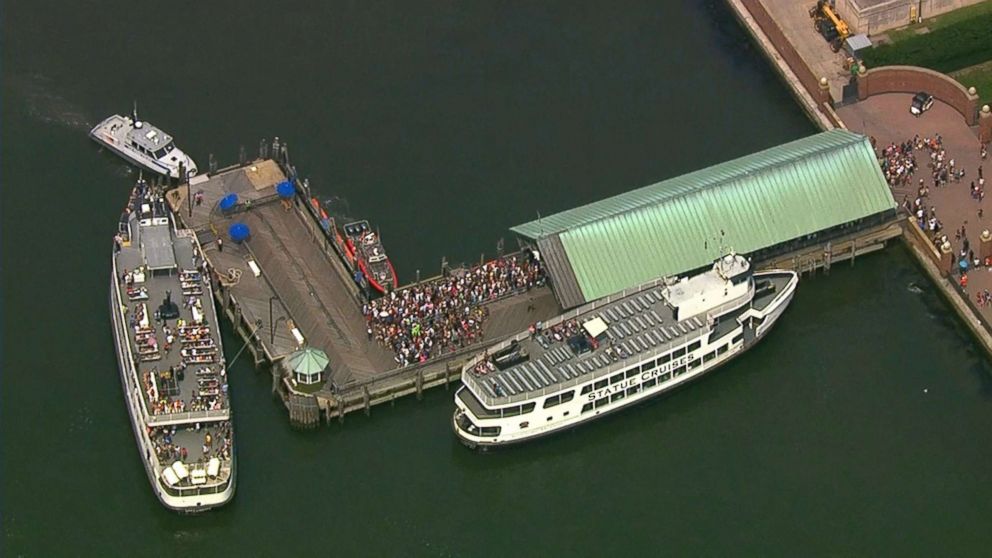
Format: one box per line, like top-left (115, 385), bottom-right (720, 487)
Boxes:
top-left (158, 464), bottom-right (234, 498)
top-left (146, 409), bottom-right (231, 426)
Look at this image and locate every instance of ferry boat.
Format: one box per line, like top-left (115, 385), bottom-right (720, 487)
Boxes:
top-left (109, 179), bottom-right (234, 511)
top-left (453, 253), bottom-right (798, 449)
top-left (90, 105), bottom-right (198, 179)
top-left (342, 220), bottom-right (398, 294)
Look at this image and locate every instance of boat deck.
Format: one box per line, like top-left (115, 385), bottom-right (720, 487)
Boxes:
top-left (465, 271), bottom-right (795, 405)
top-left (115, 215), bottom-right (230, 424)
top-left (467, 281), bottom-right (718, 404)
top-left (149, 422), bottom-right (232, 467)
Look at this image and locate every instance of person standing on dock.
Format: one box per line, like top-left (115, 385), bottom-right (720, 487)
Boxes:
top-left (217, 237), bottom-right (223, 253)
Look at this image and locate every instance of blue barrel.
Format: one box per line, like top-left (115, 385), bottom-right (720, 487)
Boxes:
top-left (219, 193), bottom-right (239, 212)
top-left (276, 180), bottom-right (295, 199)
top-left (229, 222), bottom-right (251, 243)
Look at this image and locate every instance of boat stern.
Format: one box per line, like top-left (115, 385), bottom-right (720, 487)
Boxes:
top-left (162, 150), bottom-right (198, 179)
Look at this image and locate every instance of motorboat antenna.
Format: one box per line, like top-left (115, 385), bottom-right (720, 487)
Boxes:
top-left (133, 100), bottom-right (143, 129)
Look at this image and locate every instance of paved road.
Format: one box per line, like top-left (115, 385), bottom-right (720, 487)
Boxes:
top-left (840, 93), bottom-right (990, 310)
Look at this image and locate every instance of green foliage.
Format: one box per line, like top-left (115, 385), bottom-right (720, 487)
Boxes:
top-left (862, 14), bottom-right (992, 73)
top-left (952, 62), bottom-right (992, 105)
top-left (886, 1), bottom-right (992, 43)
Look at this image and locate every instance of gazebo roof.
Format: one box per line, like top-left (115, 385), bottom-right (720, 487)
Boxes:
top-left (288, 347), bottom-right (329, 377)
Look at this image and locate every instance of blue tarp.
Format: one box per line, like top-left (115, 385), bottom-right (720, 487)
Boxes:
top-left (276, 181), bottom-right (295, 199)
top-left (219, 193), bottom-right (239, 212)
top-left (229, 222), bottom-right (251, 243)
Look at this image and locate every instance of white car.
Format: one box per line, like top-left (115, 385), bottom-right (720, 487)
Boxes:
top-left (910, 92), bottom-right (934, 116)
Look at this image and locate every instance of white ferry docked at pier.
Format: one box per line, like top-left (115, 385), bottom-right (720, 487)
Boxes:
top-left (453, 254), bottom-right (798, 448)
top-left (90, 106), bottom-right (197, 179)
top-left (110, 180), bottom-right (234, 511)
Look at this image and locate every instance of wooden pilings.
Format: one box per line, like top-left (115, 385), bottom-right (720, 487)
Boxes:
top-left (288, 393), bottom-right (320, 429)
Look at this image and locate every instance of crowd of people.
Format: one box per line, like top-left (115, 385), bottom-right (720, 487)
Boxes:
top-left (149, 421), bottom-right (233, 467)
top-left (879, 139), bottom-right (919, 188)
top-left (880, 134), bottom-right (969, 192)
top-left (883, 134), bottom-right (992, 299)
top-left (141, 363), bottom-right (228, 415)
top-left (363, 254), bottom-right (545, 366)
top-left (884, 135), bottom-right (962, 243)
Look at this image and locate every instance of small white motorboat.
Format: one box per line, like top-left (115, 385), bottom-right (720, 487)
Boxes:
top-left (90, 104), bottom-right (197, 179)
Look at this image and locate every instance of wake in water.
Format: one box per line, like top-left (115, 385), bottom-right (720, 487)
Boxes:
top-left (11, 72), bottom-right (93, 130)
top-left (11, 73), bottom-right (137, 177)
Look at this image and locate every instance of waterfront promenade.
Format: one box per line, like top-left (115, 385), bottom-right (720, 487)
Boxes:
top-left (734, 0), bottom-right (992, 352)
top-left (840, 94), bottom-right (992, 315)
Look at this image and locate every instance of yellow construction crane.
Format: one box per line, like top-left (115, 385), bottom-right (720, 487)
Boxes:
top-left (809, 0), bottom-right (850, 51)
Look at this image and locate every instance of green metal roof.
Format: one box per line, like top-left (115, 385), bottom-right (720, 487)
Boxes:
top-left (512, 129), bottom-right (895, 306)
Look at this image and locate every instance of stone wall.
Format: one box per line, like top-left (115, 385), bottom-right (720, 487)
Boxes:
top-left (837, 0), bottom-right (985, 35)
top-left (857, 65), bottom-right (979, 124)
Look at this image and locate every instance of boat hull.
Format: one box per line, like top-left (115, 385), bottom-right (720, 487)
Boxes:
top-left (89, 115), bottom-right (197, 179)
top-left (109, 265), bottom-right (234, 512)
top-left (453, 270), bottom-right (799, 449)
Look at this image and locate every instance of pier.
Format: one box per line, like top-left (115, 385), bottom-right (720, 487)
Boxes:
top-left (163, 129), bottom-right (907, 427)
top-left (167, 153), bottom-right (560, 426)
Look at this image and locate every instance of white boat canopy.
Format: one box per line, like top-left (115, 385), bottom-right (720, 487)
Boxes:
top-left (582, 317), bottom-right (609, 339)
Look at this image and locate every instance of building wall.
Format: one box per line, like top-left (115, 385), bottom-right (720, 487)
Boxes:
top-left (838, 0), bottom-right (985, 35)
top-left (857, 65), bottom-right (979, 124)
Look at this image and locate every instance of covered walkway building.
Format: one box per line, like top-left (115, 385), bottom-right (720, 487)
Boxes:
top-left (512, 130), bottom-right (897, 308)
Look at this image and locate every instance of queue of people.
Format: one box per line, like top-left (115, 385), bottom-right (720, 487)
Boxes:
top-left (363, 254), bottom-right (545, 366)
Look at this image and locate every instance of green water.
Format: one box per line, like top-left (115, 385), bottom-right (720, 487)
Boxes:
top-left (5, 1), bottom-right (992, 556)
